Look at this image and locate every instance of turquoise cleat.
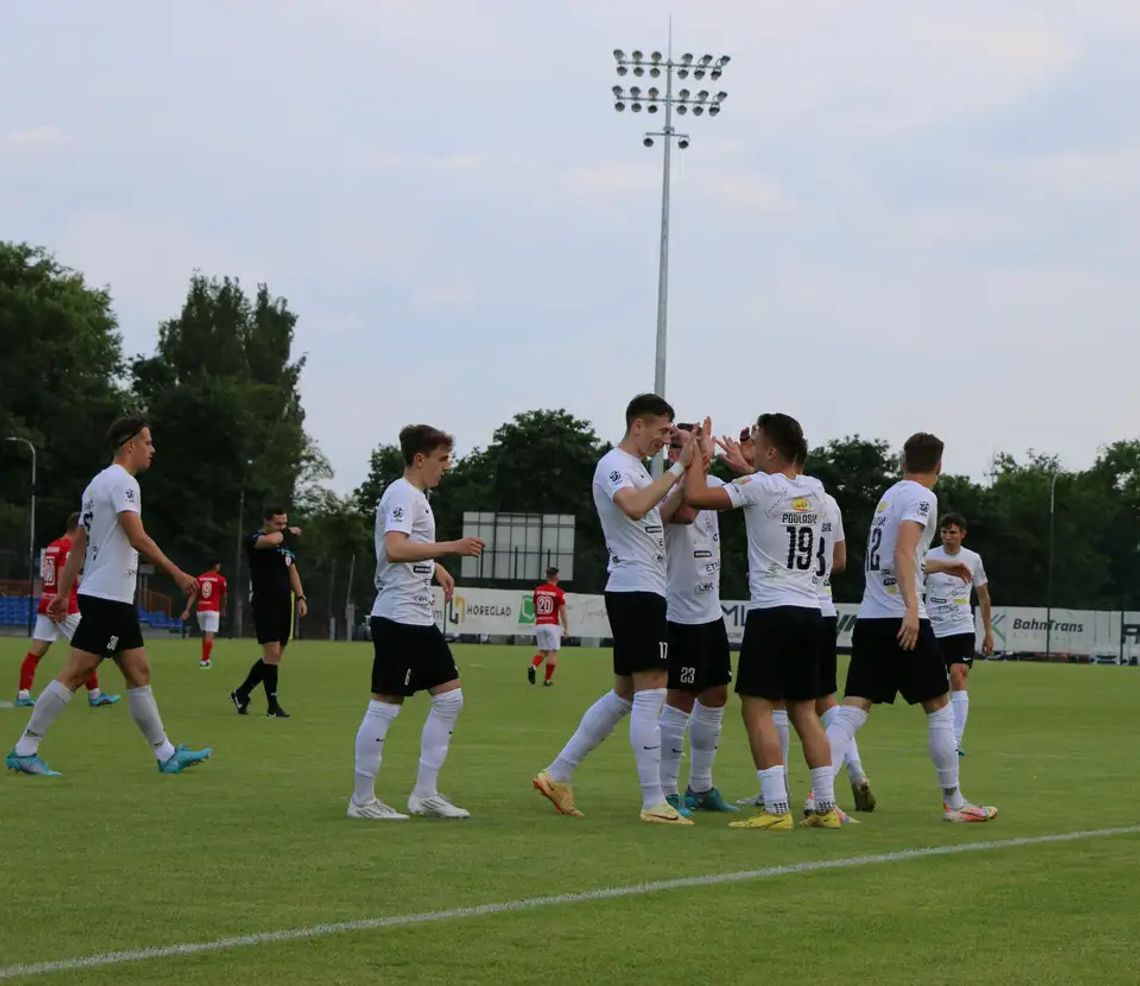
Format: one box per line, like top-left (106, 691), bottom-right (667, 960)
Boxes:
top-left (684, 786), bottom-right (741, 813)
top-left (88, 693), bottom-right (121, 708)
top-left (6, 749), bottom-right (61, 776)
top-left (664, 792), bottom-right (695, 818)
top-left (14, 695), bottom-right (35, 708)
top-left (158, 743), bottom-right (213, 774)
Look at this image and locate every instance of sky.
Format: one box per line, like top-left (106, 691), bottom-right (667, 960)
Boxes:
top-left (4, 1), bottom-right (1139, 494)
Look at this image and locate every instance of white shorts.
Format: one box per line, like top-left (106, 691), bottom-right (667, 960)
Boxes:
top-left (197, 611), bottom-right (221, 634)
top-left (535, 624), bottom-right (562, 652)
top-left (33, 613), bottom-right (81, 644)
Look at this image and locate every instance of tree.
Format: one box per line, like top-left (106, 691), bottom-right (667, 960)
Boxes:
top-left (0, 242), bottom-right (127, 574)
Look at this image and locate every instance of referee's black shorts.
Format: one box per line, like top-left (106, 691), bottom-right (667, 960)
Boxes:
top-left (251, 593), bottom-right (293, 646)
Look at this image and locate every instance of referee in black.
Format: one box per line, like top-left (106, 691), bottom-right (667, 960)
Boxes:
top-left (229, 505), bottom-right (308, 718)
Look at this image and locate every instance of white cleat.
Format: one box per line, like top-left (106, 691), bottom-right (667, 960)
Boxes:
top-left (347, 797), bottom-right (409, 821)
top-left (407, 792), bottom-right (471, 819)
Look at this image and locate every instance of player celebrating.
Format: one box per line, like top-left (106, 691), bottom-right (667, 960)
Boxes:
top-left (658, 424), bottom-right (738, 815)
top-left (684, 415), bottom-right (841, 831)
top-left (533, 394), bottom-right (695, 826)
top-left (180, 561), bottom-right (227, 669)
top-left (925, 513), bottom-right (993, 753)
top-left (15, 513), bottom-right (120, 709)
top-left (527, 567), bottom-right (568, 687)
top-left (229, 507), bottom-right (308, 718)
top-left (823, 433), bottom-right (997, 823)
top-left (6, 416), bottom-right (211, 776)
top-left (348, 424), bottom-right (484, 821)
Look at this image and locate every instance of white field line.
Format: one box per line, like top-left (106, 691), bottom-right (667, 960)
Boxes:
top-left (2, 825), bottom-right (1138, 980)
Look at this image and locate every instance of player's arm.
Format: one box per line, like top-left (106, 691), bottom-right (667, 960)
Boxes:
top-left (49, 527), bottom-right (87, 614)
top-left (832, 538), bottom-right (847, 575)
top-left (434, 563), bottom-right (455, 602)
top-left (385, 532), bottom-right (483, 562)
top-left (923, 556), bottom-right (973, 581)
top-left (682, 454), bottom-right (739, 512)
top-left (976, 581), bottom-right (994, 655)
top-left (660, 485), bottom-right (697, 525)
top-left (288, 563), bottom-right (308, 618)
top-left (558, 592), bottom-right (569, 635)
top-left (180, 582), bottom-right (199, 621)
top-left (894, 520), bottom-right (924, 651)
top-left (252, 527), bottom-right (301, 550)
top-left (118, 513), bottom-right (197, 595)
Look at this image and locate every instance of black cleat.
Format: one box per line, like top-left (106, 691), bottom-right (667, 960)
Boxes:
top-left (230, 689), bottom-right (250, 715)
top-left (543, 680), bottom-right (554, 687)
top-left (527, 666), bottom-right (536, 685)
top-left (267, 706), bottom-right (291, 719)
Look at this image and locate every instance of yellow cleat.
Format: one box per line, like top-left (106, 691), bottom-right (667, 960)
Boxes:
top-left (800, 808), bottom-right (845, 829)
top-left (532, 770), bottom-right (583, 817)
top-left (640, 801), bottom-right (695, 826)
top-left (728, 809), bottom-right (793, 831)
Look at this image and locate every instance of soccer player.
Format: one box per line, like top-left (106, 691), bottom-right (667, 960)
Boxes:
top-left (532, 394), bottom-right (696, 826)
top-left (180, 561), bottom-right (227, 669)
top-left (6, 416), bottom-right (211, 776)
top-left (657, 424), bottom-right (738, 815)
top-left (15, 513), bottom-right (120, 709)
top-left (527, 567), bottom-right (568, 687)
top-left (823, 433), bottom-right (998, 823)
top-left (925, 513), bottom-right (993, 753)
top-left (229, 507), bottom-right (308, 718)
top-left (348, 424), bottom-right (484, 821)
top-left (684, 415), bottom-right (841, 831)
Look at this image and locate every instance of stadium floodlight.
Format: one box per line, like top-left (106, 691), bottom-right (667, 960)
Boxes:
top-left (608, 41), bottom-right (731, 472)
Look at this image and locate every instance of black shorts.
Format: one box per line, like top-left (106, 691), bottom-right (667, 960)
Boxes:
top-left (606, 592), bottom-right (669, 677)
top-left (735, 606), bottom-right (823, 702)
top-left (817, 615), bottom-right (839, 697)
top-left (845, 618), bottom-right (950, 705)
top-left (938, 632), bottom-right (976, 668)
top-left (370, 617), bottom-right (459, 697)
top-left (71, 596), bottom-right (145, 659)
top-left (667, 618), bottom-right (732, 693)
top-left (252, 594), bottom-right (293, 646)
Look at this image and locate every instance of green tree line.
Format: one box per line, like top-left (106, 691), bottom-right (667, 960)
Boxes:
top-left (3, 241), bottom-right (1139, 637)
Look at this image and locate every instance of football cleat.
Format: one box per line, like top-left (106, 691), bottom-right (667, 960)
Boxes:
top-left (88, 693), bottom-right (121, 707)
top-left (229, 689), bottom-right (250, 715)
top-left (527, 666), bottom-right (536, 685)
top-left (665, 793), bottom-right (695, 818)
top-left (14, 695), bottom-right (35, 708)
top-left (943, 803), bottom-right (997, 823)
top-left (851, 777), bottom-right (877, 812)
top-left (640, 801), bottom-right (695, 826)
top-left (532, 770), bottom-right (583, 816)
top-left (347, 797), bottom-right (409, 821)
top-left (158, 743), bottom-right (212, 774)
top-left (5, 750), bottom-right (61, 776)
top-left (729, 809), bottom-right (793, 831)
top-left (407, 792), bottom-right (470, 819)
top-left (684, 786), bottom-right (740, 813)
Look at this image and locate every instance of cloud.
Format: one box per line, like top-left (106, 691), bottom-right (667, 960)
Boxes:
top-left (4, 124), bottom-right (64, 148)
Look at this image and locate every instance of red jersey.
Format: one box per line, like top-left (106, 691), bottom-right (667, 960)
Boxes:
top-left (39, 536), bottom-right (80, 615)
top-left (533, 582), bottom-right (566, 626)
top-left (195, 572), bottom-right (227, 613)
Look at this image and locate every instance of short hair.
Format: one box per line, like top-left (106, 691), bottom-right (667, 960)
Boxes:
top-left (941, 512), bottom-right (967, 531)
top-left (755, 413), bottom-right (805, 463)
top-left (400, 424), bottom-right (455, 465)
top-left (903, 432), bottom-right (944, 474)
top-left (107, 415), bottom-right (148, 449)
top-left (65, 512), bottom-right (81, 531)
top-left (625, 394), bottom-right (675, 428)
top-left (793, 436), bottom-right (809, 467)
top-left (546, 566), bottom-right (559, 579)
top-left (263, 504), bottom-right (288, 520)
top-left (670, 421), bottom-right (694, 449)
top-left (211, 559), bottom-right (222, 568)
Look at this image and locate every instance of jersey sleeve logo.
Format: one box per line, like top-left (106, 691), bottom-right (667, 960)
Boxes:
top-left (392, 506), bottom-right (404, 521)
top-left (875, 500), bottom-right (888, 513)
top-left (609, 470), bottom-right (622, 484)
top-left (125, 488), bottom-right (137, 503)
top-left (918, 500), bottom-right (930, 515)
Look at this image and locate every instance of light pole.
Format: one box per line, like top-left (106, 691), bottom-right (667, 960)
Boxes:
top-left (1045, 470), bottom-right (1060, 660)
top-left (612, 44), bottom-right (730, 473)
top-left (4, 436), bottom-right (37, 637)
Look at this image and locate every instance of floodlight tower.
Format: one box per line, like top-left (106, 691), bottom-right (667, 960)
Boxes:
top-left (612, 45), bottom-right (730, 428)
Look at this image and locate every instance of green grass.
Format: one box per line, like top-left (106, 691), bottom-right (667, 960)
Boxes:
top-left (2, 637), bottom-right (1139, 984)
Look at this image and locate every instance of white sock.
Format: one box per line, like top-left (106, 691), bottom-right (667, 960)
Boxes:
top-left (810, 766), bottom-right (836, 811)
top-left (88, 687), bottom-right (102, 702)
top-left (548, 690), bottom-right (631, 783)
top-left (758, 765), bottom-right (789, 815)
top-left (822, 706), bottom-right (868, 783)
top-left (630, 688), bottom-right (666, 810)
top-left (772, 708), bottom-right (790, 788)
top-left (413, 689), bottom-right (463, 799)
top-left (951, 690), bottom-right (969, 747)
top-left (658, 704), bottom-right (690, 798)
top-left (353, 699), bottom-right (401, 804)
top-left (688, 701), bottom-right (724, 794)
top-left (17, 688), bottom-right (30, 701)
top-left (824, 705), bottom-right (868, 779)
top-left (928, 704), bottom-right (965, 808)
top-left (14, 679), bottom-right (73, 756)
top-left (126, 686), bottom-right (175, 762)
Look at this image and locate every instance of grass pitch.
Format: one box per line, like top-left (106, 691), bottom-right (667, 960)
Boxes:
top-left (2, 638), bottom-right (1139, 984)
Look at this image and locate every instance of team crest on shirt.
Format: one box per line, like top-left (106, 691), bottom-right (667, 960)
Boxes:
top-left (790, 497), bottom-right (813, 512)
top-left (733, 476), bottom-right (752, 486)
top-left (125, 489), bottom-right (136, 503)
top-left (876, 500), bottom-right (888, 513)
top-left (609, 470), bottom-right (622, 484)
top-left (918, 501), bottom-right (930, 515)
top-left (392, 506), bottom-right (404, 520)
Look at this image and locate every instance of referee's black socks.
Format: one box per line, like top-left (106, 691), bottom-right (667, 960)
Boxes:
top-left (262, 663), bottom-right (281, 709)
top-left (236, 658), bottom-right (266, 698)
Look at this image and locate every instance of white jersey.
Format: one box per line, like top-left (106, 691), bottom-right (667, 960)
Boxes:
top-left (724, 471), bottom-right (826, 611)
top-left (816, 492), bottom-right (846, 619)
top-left (859, 479), bottom-right (937, 620)
top-left (925, 545), bottom-right (987, 637)
top-left (370, 478), bottom-right (437, 626)
top-left (77, 464), bottom-right (141, 604)
top-left (593, 448), bottom-right (667, 596)
top-left (665, 476), bottom-right (724, 625)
